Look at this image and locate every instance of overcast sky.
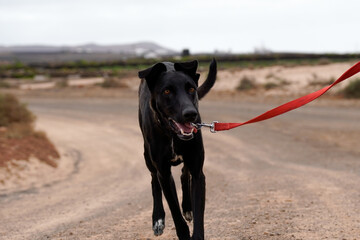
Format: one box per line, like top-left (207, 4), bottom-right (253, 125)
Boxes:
top-left (0, 0), bottom-right (359, 53)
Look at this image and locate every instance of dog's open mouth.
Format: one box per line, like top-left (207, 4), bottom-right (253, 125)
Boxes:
top-left (169, 119), bottom-right (196, 140)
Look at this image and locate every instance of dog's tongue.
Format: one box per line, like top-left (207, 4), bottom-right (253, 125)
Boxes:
top-left (175, 122), bottom-right (194, 134)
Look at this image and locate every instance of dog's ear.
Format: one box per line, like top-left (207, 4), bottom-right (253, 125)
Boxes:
top-left (138, 63), bottom-right (167, 91)
top-left (174, 60), bottom-right (198, 76)
top-left (174, 60), bottom-right (200, 85)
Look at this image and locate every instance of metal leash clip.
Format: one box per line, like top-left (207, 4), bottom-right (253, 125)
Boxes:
top-left (191, 121), bottom-right (218, 133)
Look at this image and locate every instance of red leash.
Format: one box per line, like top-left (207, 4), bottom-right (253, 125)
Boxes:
top-left (196, 61), bottom-right (360, 133)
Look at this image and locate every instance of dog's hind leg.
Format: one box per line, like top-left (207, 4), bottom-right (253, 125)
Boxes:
top-left (181, 165), bottom-right (193, 222)
top-left (144, 149), bottom-right (165, 236)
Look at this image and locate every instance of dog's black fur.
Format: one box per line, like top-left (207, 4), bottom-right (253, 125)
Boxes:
top-left (138, 59), bottom-right (216, 240)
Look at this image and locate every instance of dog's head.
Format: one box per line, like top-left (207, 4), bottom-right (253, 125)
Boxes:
top-left (139, 60), bottom-right (200, 141)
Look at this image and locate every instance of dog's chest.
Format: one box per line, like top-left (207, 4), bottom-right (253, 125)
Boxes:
top-left (170, 139), bottom-right (184, 166)
top-left (171, 154), bottom-right (183, 163)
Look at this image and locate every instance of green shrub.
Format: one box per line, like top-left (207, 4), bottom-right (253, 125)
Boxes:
top-left (308, 78), bottom-right (335, 87)
top-left (56, 79), bottom-right (68, 88)
top-left (264, 82), bottom-right (279, 90)
top-left (0, 81), bottom-right (11, 88)
top-left (265, 72), bottom-right (275, 79)
top-left (236, 76), bottom-right (257, 91)
top-left (101, 78), bottom-right (127, 88)
top-left (342, 78), bottom-right (360, 98)
top-left (0, 93), bottom-right (35, 128)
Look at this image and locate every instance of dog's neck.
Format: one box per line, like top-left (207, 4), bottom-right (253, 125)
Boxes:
top-left (150, 99), bottom-right (160, 123)
top-left (149, 99), bottom-right (172, 137)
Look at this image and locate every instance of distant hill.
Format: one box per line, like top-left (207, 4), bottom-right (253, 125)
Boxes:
top-left (0, 42), bottom-right (178, 63)
top-left (0, 42), bottom-right (176, 54)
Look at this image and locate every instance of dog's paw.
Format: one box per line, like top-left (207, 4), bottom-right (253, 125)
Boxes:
top-left (183, 211), bottom-right (193, 222)
top-left (153, 219), bottom-right (165, 236)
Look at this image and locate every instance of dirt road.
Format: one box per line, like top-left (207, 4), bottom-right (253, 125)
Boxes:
top-left (1, 94), bottom-right (360, 240)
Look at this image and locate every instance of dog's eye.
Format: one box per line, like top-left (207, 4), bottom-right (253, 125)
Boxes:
top-left (164, 89), bottom-right (171, 95)
top-left (188, 87), bottom-right (195, 93)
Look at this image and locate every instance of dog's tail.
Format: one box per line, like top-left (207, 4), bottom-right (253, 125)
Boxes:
top-left (198, 58), bottom-right (217, 100)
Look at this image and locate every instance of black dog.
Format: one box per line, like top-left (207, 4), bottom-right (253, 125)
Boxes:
top-left (138, 59), bottom-right (216, 239)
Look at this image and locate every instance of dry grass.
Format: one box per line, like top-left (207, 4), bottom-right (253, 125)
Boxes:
top-left (0, 93), bottom-right (59, 167)
top-left (100, 78), bottom-right (128, 88)
top-left (236, 76), bottom-right (257, 91)
top-left (0, 93), bottom-right (35, 130)
top-left (342, 78), bottom-right (360, 98)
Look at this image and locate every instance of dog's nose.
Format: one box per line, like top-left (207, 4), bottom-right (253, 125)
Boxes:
top-left (182, 108), bottom-right (198, 122)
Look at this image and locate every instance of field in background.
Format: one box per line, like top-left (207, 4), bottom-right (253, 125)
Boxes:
top-left (1, 53), bottom-right (359, 99)
top-left (1, 52), bottom-right (360, 79)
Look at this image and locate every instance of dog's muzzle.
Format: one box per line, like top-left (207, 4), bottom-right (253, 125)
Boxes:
top-left (169, 119), bottom-right (196, 141)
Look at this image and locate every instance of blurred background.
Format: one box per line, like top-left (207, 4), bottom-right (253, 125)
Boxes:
top-left (1, 0), bottom-right (360, 94)
top-left (1, 0), bottom-right (360, 54)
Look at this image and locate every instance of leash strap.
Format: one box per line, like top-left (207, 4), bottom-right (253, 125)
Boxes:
top-left (212, 61), bottom-right (360, 132)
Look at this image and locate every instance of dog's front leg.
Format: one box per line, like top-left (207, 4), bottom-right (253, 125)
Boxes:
top-left (150, 171), bottom-right (165, 235)
top-left (191, 170), bottom-right (206, 240)
top-left (144, 147), bottom-right (166, 235)
top-left (157, 167), bottom-right (190, 240)
top-left (181, 165), bottom-right (193, 222)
